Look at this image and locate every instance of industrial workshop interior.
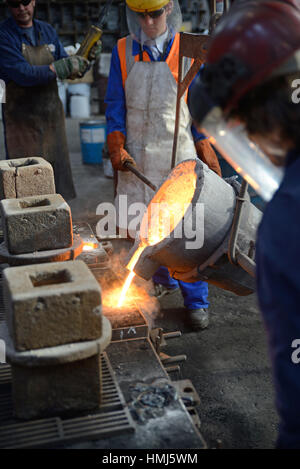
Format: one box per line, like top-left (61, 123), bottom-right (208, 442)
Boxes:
top-left (0, 0), bottom-right (299, 454)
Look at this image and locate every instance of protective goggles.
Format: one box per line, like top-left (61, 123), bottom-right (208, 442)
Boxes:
top-left (137, 8), bottom-right (165, 19)
top-left (7, 0), bottom-right (32, 8)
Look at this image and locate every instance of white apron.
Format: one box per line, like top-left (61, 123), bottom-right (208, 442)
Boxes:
top-left (116, 36), bottom-right (197, 236)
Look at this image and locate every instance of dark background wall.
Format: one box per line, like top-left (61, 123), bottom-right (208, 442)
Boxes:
top-left (0, 0), bottom-right (213, 51)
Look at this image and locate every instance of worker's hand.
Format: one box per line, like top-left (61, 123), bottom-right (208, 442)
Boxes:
top-left (52, 56), bottom-right (90, 81)
top-left (107, 130), bottom-right (136, 172)
top-left (88, 40), bottom-right (102, 62)
top-left (195, 138), bottom-right (222, 177)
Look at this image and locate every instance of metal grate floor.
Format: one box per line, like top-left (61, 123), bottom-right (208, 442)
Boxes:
top-left (0, 354), bottom-right (134, 449)
top-left (0, 408), bottom-right (133, 449)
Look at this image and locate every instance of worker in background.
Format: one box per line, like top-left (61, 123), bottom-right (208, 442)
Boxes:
top-left (0, 0), bottom-right (101, 200)
top-left (105, 0), bottom-right (222, 330)
top-left (188, 0), bottom-right (300, 448)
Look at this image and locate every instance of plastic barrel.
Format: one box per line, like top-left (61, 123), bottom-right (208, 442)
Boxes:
top-left (71, 95), bottom-right (90, 118)
top-left (69, 83), bottom-right (91, 119)
top-left (80, 120), bottom-right (106, 164)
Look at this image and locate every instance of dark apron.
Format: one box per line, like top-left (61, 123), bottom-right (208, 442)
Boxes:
top-left (3, 43), bottom-right (76, 200)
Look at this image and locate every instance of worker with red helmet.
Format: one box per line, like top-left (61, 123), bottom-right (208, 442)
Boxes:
top-left (105, 0), bottom-right (222, 329)
top-left (188, 0), bottom-right (300, 448)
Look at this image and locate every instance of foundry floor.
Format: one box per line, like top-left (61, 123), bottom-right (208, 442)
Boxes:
top-left (0, 117), bottom-right (278, 449)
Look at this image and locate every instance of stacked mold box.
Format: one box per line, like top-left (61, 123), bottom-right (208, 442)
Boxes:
top-left (0, 157), bottom-right (112, 420)
top-left (2, 261), bottom-right (111, 420)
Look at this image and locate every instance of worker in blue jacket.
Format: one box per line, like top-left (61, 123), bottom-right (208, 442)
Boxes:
top-left (0, 0), bottom-right (100, 199)
top-left (105, 0), bottom-right (222, 330)
top-left (188, 0), bottom-right (300, 448)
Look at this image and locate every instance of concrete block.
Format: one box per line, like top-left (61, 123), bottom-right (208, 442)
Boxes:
top-left (3, 260), bottom-right (102, 351)
top-left (0, 157), bottom-right (55, 199)
top-left (11, 353), bottom-right (102, 419)
top-left (0, 194), bottom-right (73, 254)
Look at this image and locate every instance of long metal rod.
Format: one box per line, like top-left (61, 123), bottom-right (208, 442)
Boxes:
top-left (124, 162), bottom-right (157, 192)
top-left (171, 53), bottom-right (183, 169)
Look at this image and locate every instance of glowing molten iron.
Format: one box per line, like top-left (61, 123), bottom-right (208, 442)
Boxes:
top-left (82, 242), bottom-right (98, 251)
top-left (118, 160), bottom-right (197, 307)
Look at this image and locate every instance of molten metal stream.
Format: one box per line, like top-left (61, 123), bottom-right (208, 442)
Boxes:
top-left (117, 245), bottom-right (145, 307)
top-left (117, 271), bottom-right (136, 307)
top-left (118, 160), bottom-right (198, 307)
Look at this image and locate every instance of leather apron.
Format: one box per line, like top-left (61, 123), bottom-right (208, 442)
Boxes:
top-left (3, 43), bottom-right (76, 200)
top-left (116, 36), bottom-right (197, 236)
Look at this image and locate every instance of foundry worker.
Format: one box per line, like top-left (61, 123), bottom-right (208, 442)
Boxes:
top-left (188, 0), bottom-right (300, 448)
top-left (105, 0), bottom-right (222, 330)
top-left (0, 0), bottom-right (100, 200)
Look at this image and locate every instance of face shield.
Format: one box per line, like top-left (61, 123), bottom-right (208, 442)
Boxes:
top-left (126, 0), bottom-right (182, 43)
top-left (188, 75), bottom-right (284, 203)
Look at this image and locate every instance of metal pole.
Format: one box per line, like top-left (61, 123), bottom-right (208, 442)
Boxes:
top-left (171, 49), bottom-right (183, 169)
top-left (124, 162), bottom-right (157, 192)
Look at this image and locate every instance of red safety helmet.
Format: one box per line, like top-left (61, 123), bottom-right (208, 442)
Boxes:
top-left (203, 0), bottom-right (300, 115)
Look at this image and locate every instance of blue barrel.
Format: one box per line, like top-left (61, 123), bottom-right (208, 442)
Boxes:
top-left (80, 120), bottom-right (106, 164)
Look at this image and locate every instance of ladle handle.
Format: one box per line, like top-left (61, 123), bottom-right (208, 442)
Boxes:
top-left (124, 162), bottom-right (157, 192)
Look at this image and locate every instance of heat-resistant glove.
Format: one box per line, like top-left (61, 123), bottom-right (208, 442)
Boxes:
top-left (107, 131), bottom-right (136, 171)
top-left (195, 139), bottom-right (222, 177)
top-left (52, 56), bottom-right (90, 80)
top-left (88, 40), bottom-right (102, 61)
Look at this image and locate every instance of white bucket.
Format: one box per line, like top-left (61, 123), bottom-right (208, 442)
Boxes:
top-left (70, 95), bottom-right (91, 119)
top-left (68, 83), bottom-right (91, 97)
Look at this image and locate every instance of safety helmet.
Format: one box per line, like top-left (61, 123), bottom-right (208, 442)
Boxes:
top-left (193, 0), bottom-right (300, 117)
top-left (125, 0), bottom-right (182, 44)
top-left (126, 0), bottom-right (170, 12)
top-left (188, 0), bottom-right (300, 203)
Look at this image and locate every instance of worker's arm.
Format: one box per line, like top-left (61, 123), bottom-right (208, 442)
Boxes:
top-left (189, 70), bottom-right (222, 177)
top-left (0, 32), bottom-right (56, 86)
top-left (105, 45), bottom-right (135, 171)
top-left (105, 45), bottom-right (127, 136)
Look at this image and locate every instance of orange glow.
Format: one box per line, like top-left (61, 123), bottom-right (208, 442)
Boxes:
top-left (140, 160), bottom-right (197, 246)
top-left (117, 245), bottom-right (145, 308)
top-left (243, 173), bottom-right (260, 191)
top-left (117, 270), bottom-right (136, 308)
top-left (118, 160), bottom-right (198, 307)
top-left (127, 244), bottom-right (146, 272)
top-left (82, 242), bottom-right (98, 251)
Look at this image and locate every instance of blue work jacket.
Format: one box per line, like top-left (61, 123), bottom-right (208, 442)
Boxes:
top-left (0, 16), bottom-right (67, 87)
top-left (256, 148), bottom-right (300, 448)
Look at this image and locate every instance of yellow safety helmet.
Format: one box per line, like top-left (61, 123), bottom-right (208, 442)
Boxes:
top-left (126, 0), bottom-right (170, 13)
